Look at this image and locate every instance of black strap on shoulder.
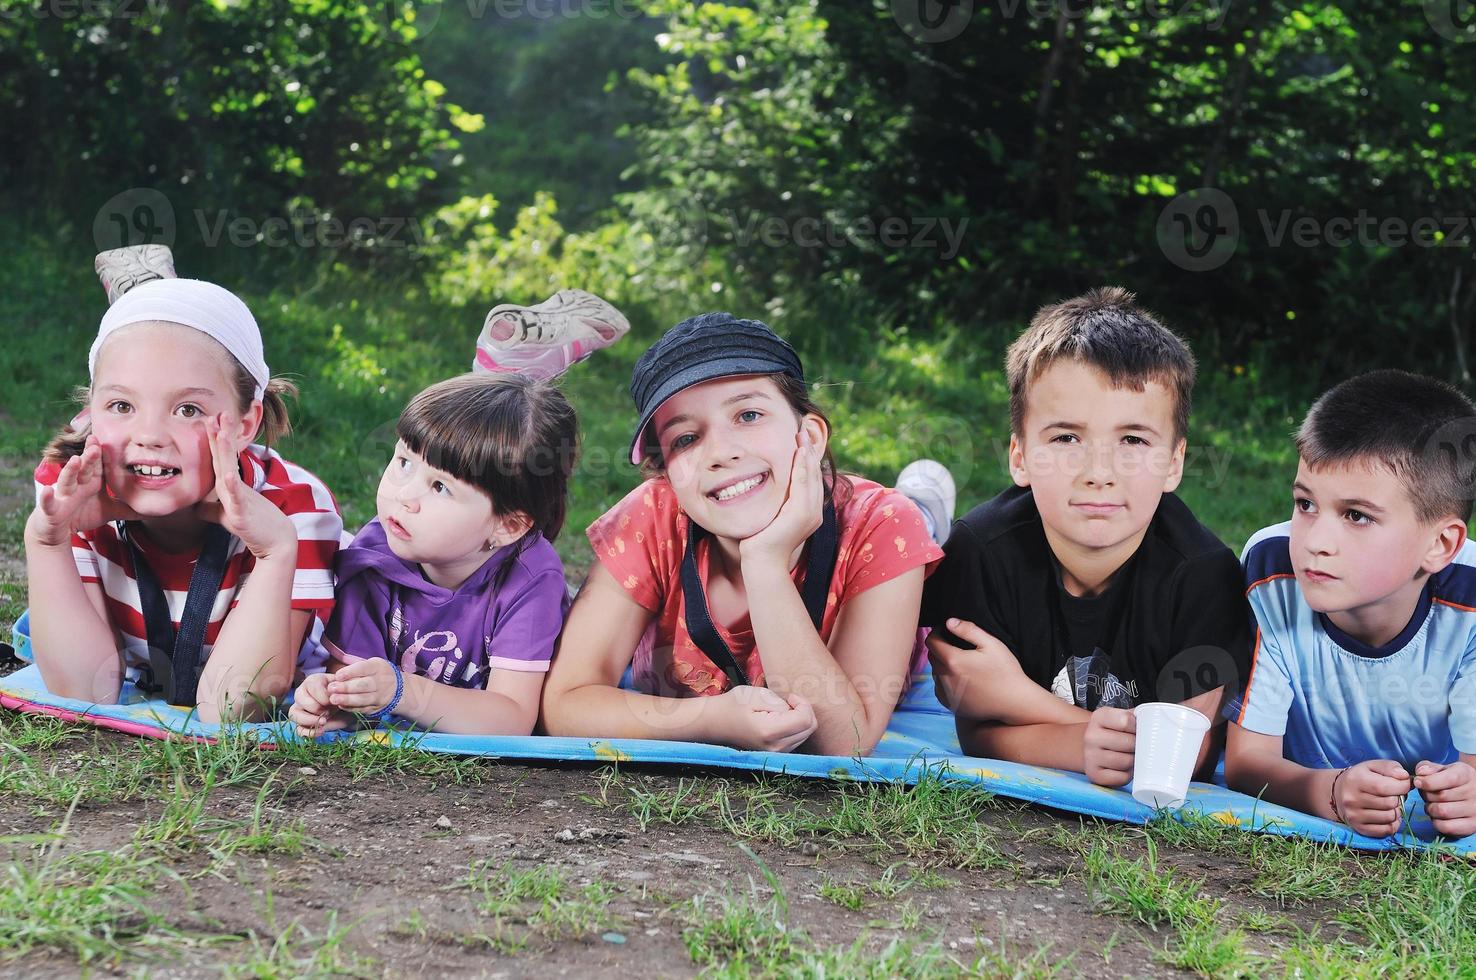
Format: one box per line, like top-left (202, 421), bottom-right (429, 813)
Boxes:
top-left (124, 521), bottom-right (234, 706)
top-left (680, 501), bottom-right (839, 690)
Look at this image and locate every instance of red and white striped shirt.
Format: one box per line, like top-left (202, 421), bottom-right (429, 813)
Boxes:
top-left (34, 445), bottom-right (343, 682)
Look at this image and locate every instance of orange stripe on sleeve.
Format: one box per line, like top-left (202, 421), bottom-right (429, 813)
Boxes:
top-left (1434, 597), bottom-right (1476, 614)
top-left (1244, 572), bottom-right (1295, 596)
top-left (1235, 626), bottom-right (1262, 726)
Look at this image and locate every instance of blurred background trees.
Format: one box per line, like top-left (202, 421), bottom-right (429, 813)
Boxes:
top-left (1, 0), bottom-right (1472, 384)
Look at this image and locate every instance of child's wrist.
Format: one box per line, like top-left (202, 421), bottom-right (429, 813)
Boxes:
top-left (367, 662), bottom-right (405, 720)
top-left (24, 512), bottom-right (72, 550)
top-left (1329, 766), bottom-right (1350, 824)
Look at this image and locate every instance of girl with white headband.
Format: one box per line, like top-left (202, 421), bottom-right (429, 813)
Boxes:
top-left (24, 278), bottom-right (343, 722)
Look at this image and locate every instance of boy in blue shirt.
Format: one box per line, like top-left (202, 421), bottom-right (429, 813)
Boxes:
top-left (1227, 370), bottom-right (1476, 839)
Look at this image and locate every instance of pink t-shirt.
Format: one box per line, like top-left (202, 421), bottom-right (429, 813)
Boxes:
top-left (587, 476), bottom-right (943, 697)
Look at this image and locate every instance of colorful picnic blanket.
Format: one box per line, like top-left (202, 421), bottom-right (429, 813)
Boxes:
top-left (6, 612), bottom-right (1471, 854)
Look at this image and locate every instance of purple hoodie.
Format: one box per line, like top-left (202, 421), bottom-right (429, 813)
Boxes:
top-left (312, 519), bottom-right (570, 689)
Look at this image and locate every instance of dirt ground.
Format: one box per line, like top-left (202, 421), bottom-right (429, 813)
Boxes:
top-left (0, 719), bottom-right (1357, 979)
top-left (0, 474), bottom-right (1369, 978)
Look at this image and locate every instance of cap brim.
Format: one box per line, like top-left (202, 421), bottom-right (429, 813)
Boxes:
top-left (628, 358), bottom-right (797, 465)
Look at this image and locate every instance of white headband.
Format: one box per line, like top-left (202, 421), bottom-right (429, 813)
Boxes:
top-left (89, 278), bottom-right (269, 399)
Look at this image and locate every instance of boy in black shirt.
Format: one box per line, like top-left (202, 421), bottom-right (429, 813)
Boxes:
top-left (920, 287), bottom-right (1252, 788)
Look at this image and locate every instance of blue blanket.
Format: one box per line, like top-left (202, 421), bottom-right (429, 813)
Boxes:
top-left (6, 612), bottom-right (1470, 853)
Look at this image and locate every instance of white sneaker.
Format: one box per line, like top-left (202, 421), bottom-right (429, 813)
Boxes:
top-left (95, 244), bottom-right (177, 305)
top-left (474, 288), bottom-right (630, 381)
top-left (897, 459), bottom-right (956, 547)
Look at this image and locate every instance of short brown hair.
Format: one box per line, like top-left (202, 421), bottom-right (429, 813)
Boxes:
top-left (1296, 369), bottom-right (1476, 524)
top-left (1006, 287), bottom-right (1196, 441)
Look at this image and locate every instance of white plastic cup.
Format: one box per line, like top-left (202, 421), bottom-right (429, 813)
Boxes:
top-left (1130, 702), bottom-right (1211, 809)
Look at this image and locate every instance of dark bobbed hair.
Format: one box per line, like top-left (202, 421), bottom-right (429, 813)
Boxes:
top-left (397, 372), bottom-right (580, 550)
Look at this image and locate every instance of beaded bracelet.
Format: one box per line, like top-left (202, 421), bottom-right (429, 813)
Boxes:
top-left (1329, 766), bottom-right (1350, 824)
top-left (368, 662), bottom-right (405, 721)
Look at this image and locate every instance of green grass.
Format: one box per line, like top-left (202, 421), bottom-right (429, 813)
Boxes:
top-left (222, 907), bottom-right (374, 980)
top-left (461, 860), bottom-right (621, 942)
top-left (0, 824), bottom-right (190, 965)
top-left (594, 768), bottom-right (1005, 869)
top-left (0, 221), bottom-right (1304, 612)
top-left (682, 881), bottom-right (1071, 978)
top-left (1083, 837), bottom-right (1258, 975)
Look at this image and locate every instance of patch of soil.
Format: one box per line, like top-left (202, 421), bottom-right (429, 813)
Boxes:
top-left (0, 728), bottom-right (1345, 978)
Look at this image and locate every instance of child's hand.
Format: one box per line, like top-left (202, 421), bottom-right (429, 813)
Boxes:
top-left (718, 684), bottom-right (817, 753)
top-left (326, 657), bottom-right (401, 717)
top-left (1084, 707), bottom-right (1136, 788)
top-left (1414, 760), bottom-right (1476, 838)
top-left (1335, 760), bottom-right (1412, 838)
top-left (194, 414), bottom-right (296, 560)
top-left (926, 618), bottom-right (1019, 712)
top-left (288, 673), bottom-right (353, 738)
top-left (739, 428), bottom-right (824, 571)
top-left (28, 436), bottom-right (141, 546)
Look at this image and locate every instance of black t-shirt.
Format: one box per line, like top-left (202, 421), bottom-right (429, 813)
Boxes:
top-left (919, 485), bottom-right (1253, 709)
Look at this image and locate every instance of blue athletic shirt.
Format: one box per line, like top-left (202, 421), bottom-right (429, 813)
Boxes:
top-left (1233, 521), bottom-right (1476, 768)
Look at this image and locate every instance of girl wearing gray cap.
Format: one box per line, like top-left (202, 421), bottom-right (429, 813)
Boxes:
top-left (542, 312), bottom-right (945, 756)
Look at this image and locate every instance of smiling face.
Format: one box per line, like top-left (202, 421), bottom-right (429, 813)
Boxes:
top-left (89, 322), bottom-right (258, 518)
top-left (1289, 458), bottom-right (1464, 645)
top-left (377, 440), bottom-right (529, 588)
top-left (1009, 359), bottom-right (1185, 579)
top-left (651, 374), bottom-right (826, 542)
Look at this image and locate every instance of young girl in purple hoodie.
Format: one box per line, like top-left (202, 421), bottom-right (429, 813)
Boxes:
top-left (288, 373), bottom-right (577, 736)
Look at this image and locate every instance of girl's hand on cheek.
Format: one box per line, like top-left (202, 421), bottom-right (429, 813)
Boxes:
top-left (739, 429), bottom-right (824, 570)
top-left (194, 414), bottom-right (296, 560)
top-left (29, 436), bottom-right (141, 545)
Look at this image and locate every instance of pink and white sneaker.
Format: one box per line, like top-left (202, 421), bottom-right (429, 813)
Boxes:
top-left (95, 244), bottom-right (177, 305)
top-left (474, 288), bottom-right (630, 381)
